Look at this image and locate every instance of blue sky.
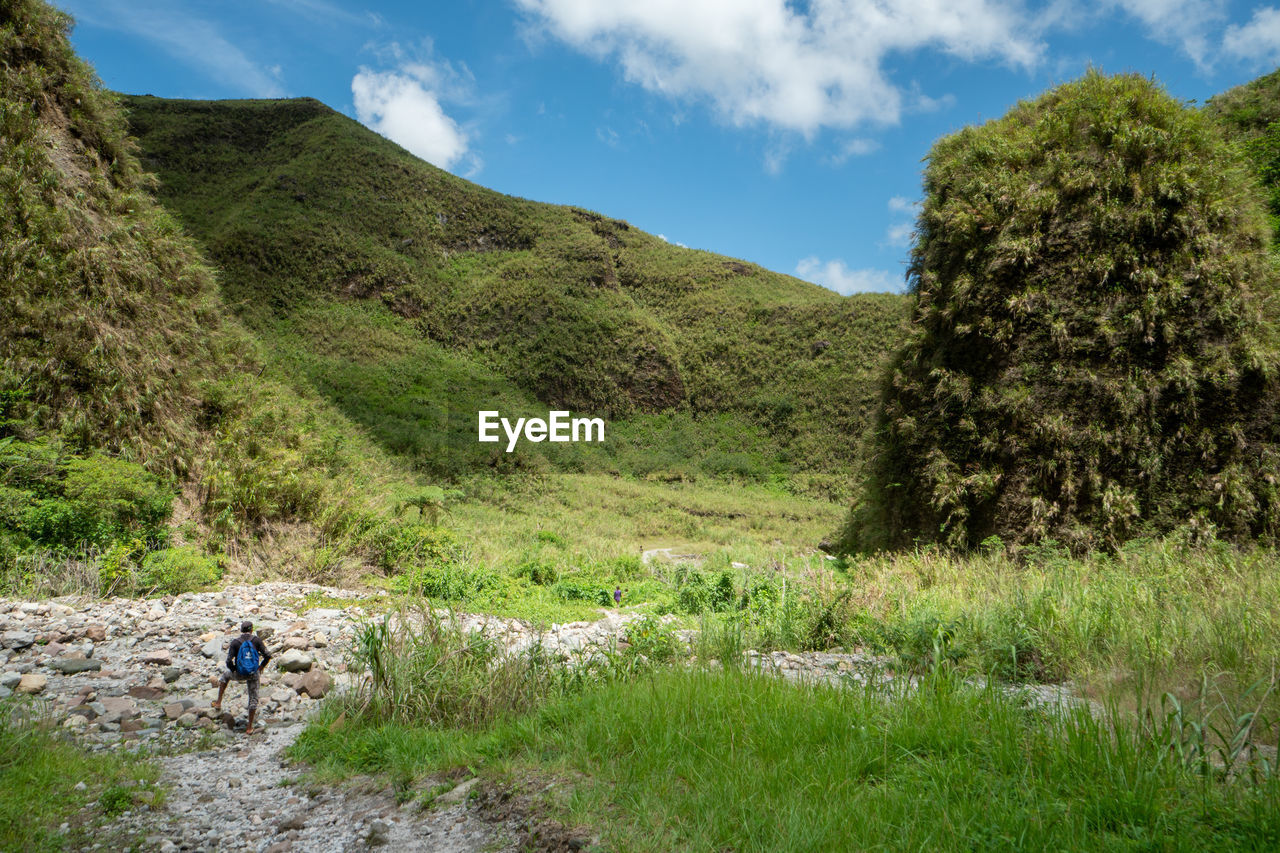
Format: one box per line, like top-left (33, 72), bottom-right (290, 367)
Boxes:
top-left (54, 0), bottom-right (1280, 294)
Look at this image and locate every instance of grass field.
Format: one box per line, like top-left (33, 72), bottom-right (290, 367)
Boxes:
top-left (293, 614), bottom-right (1280, 852)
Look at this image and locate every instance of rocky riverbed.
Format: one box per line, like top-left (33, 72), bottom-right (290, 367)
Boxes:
top-left (0, 581), bottom-right (1093, 850)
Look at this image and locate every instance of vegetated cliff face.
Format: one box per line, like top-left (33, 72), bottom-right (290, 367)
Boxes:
top-left (842, 71), bottom-right (1280, 554)
top-left (0, 0), bottom-right (245, 474)
top-left (0, 0), bottom-right (403, 555)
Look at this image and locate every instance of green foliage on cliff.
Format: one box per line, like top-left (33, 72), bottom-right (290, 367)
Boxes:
top-left (844, 72), bottom-right (1280, 553)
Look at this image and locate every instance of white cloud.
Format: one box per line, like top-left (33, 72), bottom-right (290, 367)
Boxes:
top-left (513, 0), bottom-right (1042, 136)
top-left (888, 196), bottom-right (920, 215)
top-left (351, 57), bottom-right (472, 172)
top-left (58, 0), bottom-right (284, 97)
top-left (263, 0), bottom-right (377, 28)
top-left (828, 137), bottom-right (880, 165)
top-left (1109, 0), bottom-right (1224, 65)
top-left (796, 257), bottom-right (901, 294)
top-left (885, 222), bottom-right (915, 247)
top-left (1224, 7), bottom-right (1280, 66)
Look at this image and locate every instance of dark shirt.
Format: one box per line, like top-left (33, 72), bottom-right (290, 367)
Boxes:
top-left (225, 633), bottom-right (272, 673)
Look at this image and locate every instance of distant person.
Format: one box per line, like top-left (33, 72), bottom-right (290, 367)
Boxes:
top-left (212, 620), bottom-right (273, 735)
top-left (613, 587), bottom-right (622, 606)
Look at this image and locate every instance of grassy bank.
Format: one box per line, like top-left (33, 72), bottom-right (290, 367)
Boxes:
top-left (294, 613), bottom-right (1280, 851)
top-left (0, 707), bottom-right (161, 851)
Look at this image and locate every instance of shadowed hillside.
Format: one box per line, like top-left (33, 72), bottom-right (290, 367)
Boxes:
top-left (123, 95), bottom-right (908, 495)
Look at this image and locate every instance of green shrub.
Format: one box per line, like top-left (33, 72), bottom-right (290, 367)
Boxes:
top-left (98, 538), bottom-right (143, 596)
top-left (367, 522), bottom-right (462, 574)
top-left (137, 545), bottom-right (222, 594)
top-left (677, 570), bottom-right (711, 614)
top-left (513, 559), bottom-right (559, 586)
top-left (553, 580), bottom-right (611, 606)
top-left (394, 562), bottom-right (495, 600)
top-left (624, 614), bottom-right (682, 662)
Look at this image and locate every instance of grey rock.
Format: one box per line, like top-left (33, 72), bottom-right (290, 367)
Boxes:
top-left (49, 657), bottom-right (102, 674)
top-left (2, 630), bottom-right (34, 649)
top-left (276, 650), bottom-right (312, 673)
top-left (435, 777), bottom-right (478, 805)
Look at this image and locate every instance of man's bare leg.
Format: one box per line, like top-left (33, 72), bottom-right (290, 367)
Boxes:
top-left (245, 708), bottom-right (256, 735)
top-left (213, 681), bottom-right (227, 710)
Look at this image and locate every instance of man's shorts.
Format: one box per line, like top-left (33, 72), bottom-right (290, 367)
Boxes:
top-left (219, 667), bottom-right (260, 711)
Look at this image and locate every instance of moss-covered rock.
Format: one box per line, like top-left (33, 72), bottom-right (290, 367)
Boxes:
top-left (844, 72), bottom-right (1280, 553)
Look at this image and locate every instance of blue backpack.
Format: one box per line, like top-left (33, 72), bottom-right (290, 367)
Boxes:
top-left (235, 636), bottom-right (261, 676)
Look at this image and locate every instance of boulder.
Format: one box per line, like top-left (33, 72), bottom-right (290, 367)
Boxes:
top-left (201, 638), bottom-right (223, 660)
top-left (298, 669), bottom-right (332, 699)
top-left (163, 699), bottom-right (195, 720)
top-left (0, 671), bottom-right (21, 688)
top-left (84, 625), bottom-right (107, 642)
top-left (277, 650), bottom-right (312, 673)
top-left (49, 658), bottom-right (102, 675)
top-left (100, 696), bottom-right (139, 720)
top-left (139, 650), bottom-right (171, 666)
top-left (282, 636), bottom-right (309, 651)
top-left (2, 631), bottom-right (34, 650)
top-left (129, 685), bottom-right (166, 700)
top-left (16, 673), bottom-right (46, 694)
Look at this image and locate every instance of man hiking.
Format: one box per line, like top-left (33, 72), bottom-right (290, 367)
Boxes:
top-left (212, 620), bottom-right (273, 735)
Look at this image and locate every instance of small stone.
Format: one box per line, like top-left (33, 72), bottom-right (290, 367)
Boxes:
top-left (63, 714), bottom-right (89, 730)
top-left (436, 778), bottom-right (478, 805)
top-left (282, 636), bottom-right (308, 651)
top-left (278, 813), bottom-right (307, 831)
top-left (84, 625), bottom-right (107, 642)
top-left (100, 696), bottom-right (139, 720)
top-left (16, 673), bottom-right (46, 694)
top-left (139, 650), bottom-right (171, 666)
top-left (128, 685), bottom-right (166, 700)
top-left (311, 633), bottom-right (327, 649)
top-left (74, 781), bottom-right (87, 792)
top-left (163, 700), bottom-right (193, 720)
top-left (0, 671), bottom-right (21, 688)
top-left (161, 667), bottom-right (182, 683)
top-left (176, 713), bottom-right (198, 728)
top-left (201, 639), bottom-right (223, 660)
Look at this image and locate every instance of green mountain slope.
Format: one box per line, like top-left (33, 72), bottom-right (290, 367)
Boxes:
top-left (123, 95), bottom-right (908, 496)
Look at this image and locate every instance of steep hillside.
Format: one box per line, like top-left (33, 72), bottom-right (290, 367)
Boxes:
top-left (123, 96), bottom-right (908, 495)
top-left (0, 0), bottom-right (421, 587)
top-left (1206, 68), bottom-right (1280, 251)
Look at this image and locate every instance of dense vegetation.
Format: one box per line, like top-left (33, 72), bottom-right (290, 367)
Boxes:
top-left (0, 0), bottom-right (448, 594)
top-left (1207, 68), bottom-right (1280, 247)
top-left (843, 72), bottom-right (1280, 553)
top-left (122, 95), bottom-right (908, 496)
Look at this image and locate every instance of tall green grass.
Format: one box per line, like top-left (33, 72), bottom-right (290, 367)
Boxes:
top-left (297, 649), bottom-right (1280, 851)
